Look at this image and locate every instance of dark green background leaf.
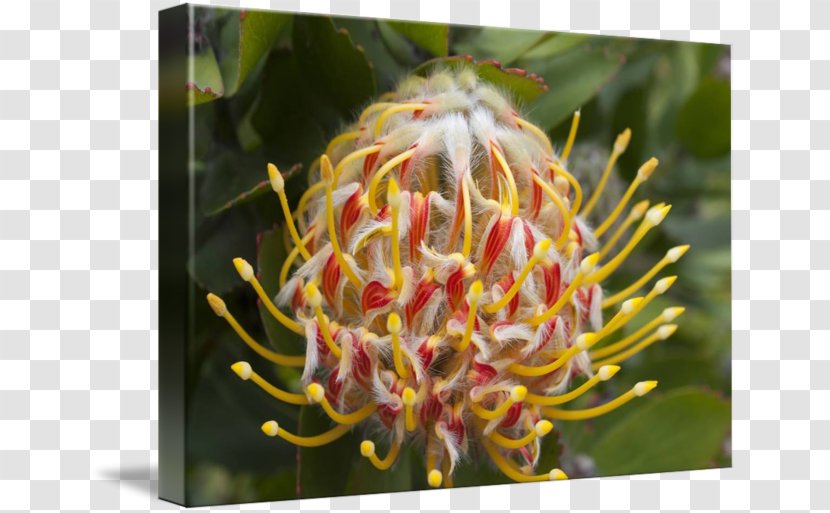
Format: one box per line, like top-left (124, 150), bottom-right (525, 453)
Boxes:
top-left (386, 20), bottom-right (449, 57)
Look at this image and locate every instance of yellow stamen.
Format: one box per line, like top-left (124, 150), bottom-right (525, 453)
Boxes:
top-left (461, 178), bottom-right (473, 258)
top-left (293, 181), bottom-right (326, 233)
top-left (333, 144), bottom-right (382, 187)
top-left (453, 280), bottom-right (483, 352)
top-left (322, 155), bottom-right (363, 287)
top-left (426, 433), bottom-right (442, 488)
top-left (367, 148), bottom-right (416, 215)
top-left (325, 130), bottom-right (360, 157)
top-left (231, 362), bottom-right (309, 405)
top-left (306, 383), bottom-right (377, 424)
top-left (358, 101), bottom-right (396, 126)
top-left (590, 306), bottom-right (685, 360)
top-left (374, 103), bottom-right (428, 138)
top-left (360, 438), bottom-right (401, 470)
top-left (549, 162), bottom-right (582, 217)
top-left (527, 253), bottom-right (600, 326)
top-left (603, 245), bottom-right (689, 308)
top-left (560, 110), bottom-right (581, 161)
top-left (305, 282), bottom-right (341, 359)
top-left (268, 163), bottom-right (312, 261)
top-left (598, 296), bottom-right (645, 341)
top-left (484, 240), bottom-right (550, 314)
top-left (593, 157), bottom-right (659, 238)
top-left (543, 380), bottom-right (658, 420)
top-left (387, 312), bottom-right (409, 379)
top-left (280, 231), bottom-right (315, 287)
top-left (514, 116), bottom-right (553, 155)
top-left (592, 325), bottom-right (678, 370)
top-left (261, 420), bottom-right (350, 447)
top-left (509, 333), bottom-right (597, 377)
top-left (233, 257), bottom-right (305, 336)
top-left (598, 199), bottom-right (650, 260)
top-left (582, 128), bottom-right (631, 217)
top-left (525, 365), bottom-right (620, 405)
top-left (491, 144), bottom-right (520, 217)
top-left (531, 173), bottom-right (571, 249)
top-left (586, 204), bottom-right (672, 284)
top-left (470, 386), bottom-right (527, 420)
top-left (482, 439), bottom-right (567, 482)
top-left (402, 387), bottom-right (417, 432)
top-left (206, 293), bottom-right (305, 365)
top-left (387, 178), bottom-right (404, 291)
top-left (488, 420), bottom-right (553, 449)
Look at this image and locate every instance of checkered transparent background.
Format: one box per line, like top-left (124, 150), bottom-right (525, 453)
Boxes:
top-left (0, 0), bottom-right (826, 510)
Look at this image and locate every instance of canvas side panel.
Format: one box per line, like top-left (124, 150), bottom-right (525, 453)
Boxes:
top-left (158, 3), bottom-right (191, 506)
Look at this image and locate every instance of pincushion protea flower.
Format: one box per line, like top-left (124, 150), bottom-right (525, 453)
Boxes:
top-left (205, 66), bottom-right (690, 488)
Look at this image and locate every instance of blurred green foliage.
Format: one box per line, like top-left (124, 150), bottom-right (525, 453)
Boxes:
top-left (182, 8), bottom-right (731, 505)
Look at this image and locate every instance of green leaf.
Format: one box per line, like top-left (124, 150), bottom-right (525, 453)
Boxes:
top-left (453, 27), bottom-right (554, 65)
top-left (676, 77), bottom-right (730, 158)
top-left (255, 226), bottom-right (305, 356)
top-left (292, 16), bottom-right (377, 119)
top-left (202, 161), bottom-right (301, 217)
top-left (386, 20), bottom-right (449, 57)
top-left (187, 210), bottom-right (260, 294)
top-left (334, 19), bottom-right (407, 92)
top-left (413, 56), bottom-right (548, 104)
top-left (188, 45), bottom-right (224, 106)
top-left (296, 406), bottom-right (360, 498)
top-left (590, 387), bottom-right (730, 475)
top-left (524, 42), bottom-right (626, 130)
top-left (215, 9), bottom-right (289, 98)
top-left (521, 33), bottom-right (592, 61)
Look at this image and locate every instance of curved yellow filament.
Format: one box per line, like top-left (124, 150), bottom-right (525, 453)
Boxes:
top-left (488, 420), bottom-right (552, 449)
top-left (305, 282), bottom-right (342, 359)
top-left (359, 101), bottom-right (396, 126)
top-left (307, 383), bottom-right (377, 425)
top-left (231, 362), bottom-right (310, 405)
top-left (603, 245), bottom-right (689, 308)
top-left (591, 325), bottom-right (677, 370)
top-left (582, 128), bottom-right (631, 217)
top-left (360, 438), bottom-right (401, 470)
top-left (560, 110), bottom-right (581, 161)
top-left (333, 144), bottom-right (382, 187)
top-left (531, 173), bottom-right (571, 249)
top-left (508, 333), bottom-right (597, 377)
top-left (542, 381), bottom-right (657, 420)
top-left (484, 240), bottom-right (550, 314)
top-left (482, 439), bottom-right (567, 482)
top-left (322, 156), bottom-right (363, 288)
top-left (514, 116), bottom-right (553, 155)
top-left (237, 264), bottom-right (305, 336)
top-left (387, 313), bottom-right (409, 379)
top-left (387, 178), bottom-right (404, 291)
top-left (293, 181), bottom-right (326, 233)
top-left (491, 144), bottom-right (520, 217)
top-left (470, 386), bottom-right (526, 420)
top-left (261, 420), bottom-right (350, 447)
top-left (594, 158), bottom-right (658, 238)
top-left (590, 307), bottom-right (684, 360)
top-left (586, 204), bottom-right (671, 285)
top-left (461, 178), bottom-right (473, 258)
top-left (325, 130), bottom-right (360, 157)
top-left (374, 103), bottom-right (428, 138)
top-left (525, 365), bottom-right (620, 405)
top-left (598, 199), bottom-right (651, 260)
top-left (206, 294), bottom-right (305, 365)
top-left (367, 148), bottom-right (416, 215)
top-left (454, 280), bottom-right (483, 352)
top-left (280, 231), bottom-right (315, 287)
top-left (549, 162), bottom-right (582, 217)
top-left (526, 253), bottom-right (600, 326)
top-left (268, 163), bottom-right (312, 261)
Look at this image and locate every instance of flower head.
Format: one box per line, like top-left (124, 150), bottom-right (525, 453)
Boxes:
top-left (207, 67), bottom-right (688, 487)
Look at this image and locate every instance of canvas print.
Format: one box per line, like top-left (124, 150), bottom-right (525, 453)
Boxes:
top-left (159, 5), bottom-right (731, 506)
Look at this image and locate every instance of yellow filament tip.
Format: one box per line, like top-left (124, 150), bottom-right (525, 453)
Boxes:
top-left (206, 293), bottom-right (227, 317)
top-left (549, 469), bottom-right (568, 480)
top-left (231, 361), bottom-right (252, 380)
top-left (360, 440), bottom-right (375, 457)
top-left (306, 383), bottom-right (325, 403)
top-left (427, 469), bottom-right (443, 488)
top-left (305, 282), bottom-right (322, 309)
top-left (535, 420), bottom-right (554, 437)
top-left (233, 257), bottom-right (254, 282)
top-left (634, 380), bottom-right (658, 396)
